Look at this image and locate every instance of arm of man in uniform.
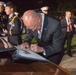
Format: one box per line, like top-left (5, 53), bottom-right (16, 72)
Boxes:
top-left (11, 17), bottom-right (21, 35)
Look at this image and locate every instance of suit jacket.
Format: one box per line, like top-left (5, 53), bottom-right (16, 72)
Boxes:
top-left (24, 15), bottom-right (63, 58)
top-left (61, 18), bottom-right (75, 38)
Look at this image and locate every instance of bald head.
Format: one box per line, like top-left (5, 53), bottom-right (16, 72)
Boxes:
top-left (23, 10), bottom-right (41, 31)
top-left (23, 10), bottom-right (39, 27)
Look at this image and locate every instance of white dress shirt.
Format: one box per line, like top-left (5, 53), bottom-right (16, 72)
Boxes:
top-left (66, 17), bottom-right (72, 32)
top-left (38, 13), bottom-right (45, 39)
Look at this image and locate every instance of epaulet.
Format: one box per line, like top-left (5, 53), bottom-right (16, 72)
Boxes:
top-left (11, 16), bottom-right (17, 24)
top-left (9, 16), bottom-right (17, 35)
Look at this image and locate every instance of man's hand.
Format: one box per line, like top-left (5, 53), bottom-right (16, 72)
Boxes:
top-left (74, 24), bottom-right (76, 28)
top-left (8, 42), bottom-right (13, 48)
top-left (3, 29), bottom-right (8, 34)
top-left (30, 44), bottom-right (44, 53)
top-left (19, 42), bottom-right (30, 49)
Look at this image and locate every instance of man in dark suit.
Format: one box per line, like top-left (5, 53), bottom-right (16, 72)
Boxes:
top-left (20, 10), bottom-right (63, 65)
top-left (61, 11), bottom-right (75, 57)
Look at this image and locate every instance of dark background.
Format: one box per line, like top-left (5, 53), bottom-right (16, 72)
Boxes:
top-left (2, 0), bottom-right (76, 19)
top-left (2, 0), bottom-right (58, 16)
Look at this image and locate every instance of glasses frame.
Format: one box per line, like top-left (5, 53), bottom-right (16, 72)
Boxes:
top-left (27, 17), bottom-right (40, 31)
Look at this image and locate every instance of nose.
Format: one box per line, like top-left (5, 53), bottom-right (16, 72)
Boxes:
top-left (31, 27), bottom-right (37, 31)
top-left (32, 28), bottom-right (35, 31)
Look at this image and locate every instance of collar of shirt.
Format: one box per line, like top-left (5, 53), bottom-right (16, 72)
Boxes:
top-left (39, 13), bottom-right (45, 34)
top-left (65, 17), bottom-right (71, 23)
top-left (66, 17), bottom-right (69, 23)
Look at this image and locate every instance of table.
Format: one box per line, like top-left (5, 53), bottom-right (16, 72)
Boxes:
top-left (0, 37), bottom-right (73, 75)
top-left (0, 59), bottom-right (73, 75)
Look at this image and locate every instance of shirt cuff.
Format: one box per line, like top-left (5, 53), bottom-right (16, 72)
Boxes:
top-left (43, 50), bottom-right (46, 55)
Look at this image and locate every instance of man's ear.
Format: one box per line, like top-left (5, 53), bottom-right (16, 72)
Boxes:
top-left (11, 8), bottom-right (14, 12)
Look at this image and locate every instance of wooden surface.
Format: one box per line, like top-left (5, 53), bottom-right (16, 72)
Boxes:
top-left (0, 59), bottom-right (73, 75)
top-left (0, 38), bottom-right (73, 75)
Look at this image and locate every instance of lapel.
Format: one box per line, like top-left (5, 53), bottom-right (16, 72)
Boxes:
top-left (41, 15), bottom-right (48, 40)
top-left (64, 18), bottom-right (67, 26)
top-left (32, 15), bottom-right (48, 41)
top-left (64, 18), bottom-right (73, 26)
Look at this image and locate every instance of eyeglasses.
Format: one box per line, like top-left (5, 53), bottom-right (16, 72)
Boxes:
top-left (27, 17), bottom-right (40, 31)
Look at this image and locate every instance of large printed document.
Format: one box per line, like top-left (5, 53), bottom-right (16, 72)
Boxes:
top-left (13, 46), bottom-right (48, 62)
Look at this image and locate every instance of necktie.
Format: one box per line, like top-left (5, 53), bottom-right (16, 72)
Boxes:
top-left (68, 25), bottom-right (71, 32)
top-left (68, 19), bottom-right (71, 32)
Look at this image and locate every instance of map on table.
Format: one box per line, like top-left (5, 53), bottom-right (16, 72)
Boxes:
top-left (13, 46), bottom-right (48, 62)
